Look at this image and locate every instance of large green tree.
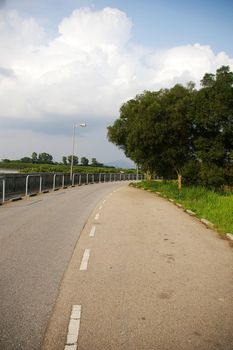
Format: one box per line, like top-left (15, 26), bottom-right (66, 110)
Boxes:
top-left (81, 157), bottom-right (89, 166)
top-left (108, 85), bottom-right (194, 189)
top-left (62, 156), bottom-right (68, 165)
top-left (193, 66), bottom-right (233, 187)
top-left (67, 155), bottom-right (78, 165)
top-left (108, 65), bottom-right (233, 190)
top-left (31, 152), bottom-right (38, 164)
top-left (38, 152), bottom-right (53, 164)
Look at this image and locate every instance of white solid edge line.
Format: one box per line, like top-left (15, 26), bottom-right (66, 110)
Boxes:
top-left (80, 249), bottom-right (91, 271)
top-left (89, 225), bottom-right (96, 237)
top-left (95, 213), bottom-right (100, 220)
top-left (64, 305), bottom-right (81, 349)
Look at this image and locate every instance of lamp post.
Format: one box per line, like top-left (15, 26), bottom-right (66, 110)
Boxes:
top-left (70, 123), bottom-right (86, 182)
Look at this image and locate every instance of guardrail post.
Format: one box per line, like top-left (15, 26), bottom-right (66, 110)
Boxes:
top-left (53, 174), bottom-right (56, 190)
top-left (25, 175), bottom-right (30, 196)
top-left (2, 178), bottom-right (5, 204)
top-left (39, 176), bottom-right (42, 193)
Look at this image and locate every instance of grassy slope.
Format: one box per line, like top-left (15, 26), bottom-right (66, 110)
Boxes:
top-left (133, 181), bottom-right (233, 235)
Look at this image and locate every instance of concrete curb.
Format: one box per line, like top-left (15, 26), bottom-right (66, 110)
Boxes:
top-left (176, 203), bottom-right (183, 208)
top-left (226, 233), bottom-right (233, 241)
top-left (29, 193), bottom-right (38, 197)
top-left (200, 218), bottom-right (214, 229)
top-left (10, 196), bottom-right (22, 202)
top-left (185, 209), bottom-right (196, 216)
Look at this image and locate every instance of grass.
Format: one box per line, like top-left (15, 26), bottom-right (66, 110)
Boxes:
top-left (132, 180), bottom-right (233, 235)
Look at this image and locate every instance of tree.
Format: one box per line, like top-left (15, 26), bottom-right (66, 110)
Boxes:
top-left (91, 158), bottom-right (103, 167)
top-left (108, 65), bottom-right (233, 190)
top-left (81, 157), bottom-right (89, 166)
top-left (62, 156), bottom-right (68, 165)
top-left (91, 158), bottom-right (98, 166)
top-left (108, 91), bottom-right (161, 179)
top-left (38, 152), bottom-right (53, 164)
top-left (31, 152), bottom-right (38, 164)
top-left (20, 157), bottom-right (32, 163)
top-left (193, 65), bottom-right (233, 188)
top-left (67, 155), bottom-right (78, 165)
top-left (108, 85), bottom-right (194, 189)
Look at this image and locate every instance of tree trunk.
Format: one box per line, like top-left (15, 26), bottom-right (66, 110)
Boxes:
top-left (175, 169), bottom-right (182, 191)
top-left (146, 170), bottom-right (152, 181)
top-left (178, 173), bottom-right (182, 191)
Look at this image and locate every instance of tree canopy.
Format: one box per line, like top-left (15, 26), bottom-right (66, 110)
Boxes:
top-left (108, 66), bottom-right (233, 190)
top-left (81, 157), bottom-right (89, 166)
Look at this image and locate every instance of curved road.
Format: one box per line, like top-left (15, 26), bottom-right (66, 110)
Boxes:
top-left (1, 183), bottom-right (233, 350)
top-left (0, 182), bottom-right (126, 350)
top-left (43, 185), bottom-right (233, 350)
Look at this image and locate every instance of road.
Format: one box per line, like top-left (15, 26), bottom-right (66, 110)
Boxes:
top-left (0, 182), bottom-right (126, 350)
top-left (43, 185), bottom-right (233, 350)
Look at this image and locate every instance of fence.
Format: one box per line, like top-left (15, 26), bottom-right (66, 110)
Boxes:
top-left (0, 172), bottom-right (143, 204)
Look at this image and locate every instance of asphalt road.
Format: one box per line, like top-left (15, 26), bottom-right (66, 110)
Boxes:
top-left (43, 185), bottom-right (233, 350)
top-left (0, 182), bottom-right (126, 350)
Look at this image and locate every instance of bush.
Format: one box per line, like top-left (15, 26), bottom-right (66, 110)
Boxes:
top-left (199, 164), bottom-right (225, 190)
top-left (182, 160), bottom-right (200, 185)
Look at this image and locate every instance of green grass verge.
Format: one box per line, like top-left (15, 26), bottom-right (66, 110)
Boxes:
top-left (132, 180), bottom-right (233, 235)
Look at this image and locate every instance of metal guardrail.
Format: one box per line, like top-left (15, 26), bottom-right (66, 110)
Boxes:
top-left (0, 177), bottom-right (6, 204)
top-left (0, 172), bottom-right (143, 204)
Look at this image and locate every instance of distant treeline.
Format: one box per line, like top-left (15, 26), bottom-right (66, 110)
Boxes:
top-left (0, 158), bottom-right (136, 174)
top-left (108, 66), bottom-right (233, 190)
top-left (2, 152), bottom-right (104, 167)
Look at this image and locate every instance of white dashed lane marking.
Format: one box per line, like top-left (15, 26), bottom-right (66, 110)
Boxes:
top-left (89, 225), bottom-right (96, 237)
top-left (64, 305), bottom-right (81, 350)
top-left (79, 249), bottom-right (91, 271)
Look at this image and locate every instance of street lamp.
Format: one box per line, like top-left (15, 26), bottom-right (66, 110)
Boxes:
top-left (70, 123), bottom-right (87, 182)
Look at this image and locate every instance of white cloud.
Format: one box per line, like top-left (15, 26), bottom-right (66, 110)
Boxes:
top-left (58, 7), bottom-right (132, 49)
top-left (0, 7), bottom-right (233, 124)
top-left (149, 43), bottom-right (233, 86)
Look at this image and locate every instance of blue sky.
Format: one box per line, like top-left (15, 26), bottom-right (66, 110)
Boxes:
top-left (5, 0), bottom-right (233, 55)
top-left (0, 0), bottom-right (233, 165)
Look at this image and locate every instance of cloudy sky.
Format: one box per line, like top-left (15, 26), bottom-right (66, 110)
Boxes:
top-left (0, 0), bottom-right (233, 166)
